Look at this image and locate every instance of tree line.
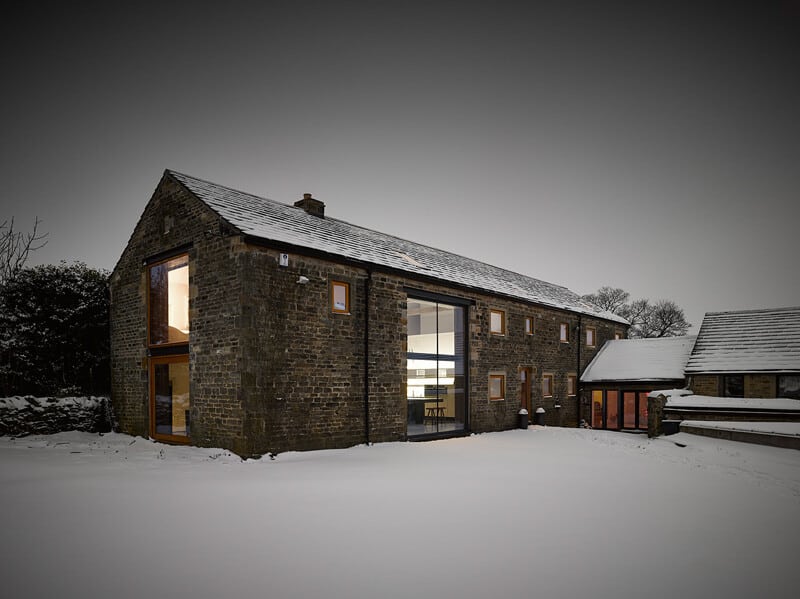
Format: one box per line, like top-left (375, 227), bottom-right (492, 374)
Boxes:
top-left (581, 286), bottom-right (690, 338)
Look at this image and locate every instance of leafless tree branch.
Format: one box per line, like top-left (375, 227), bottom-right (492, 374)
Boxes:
top-left (0, 217), bottom-right (48, 285)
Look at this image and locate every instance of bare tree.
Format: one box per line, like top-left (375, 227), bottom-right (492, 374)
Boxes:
top-left (581, 286), bottom-right (630, 313)
top-left (618, 298), bottom-right (650, 336)
top-left (0, 217), bottom-right (48, 285)
top-left (639, 299), bottom-right (690, 338)
top-left (583, 286), bottom-right (691, 338)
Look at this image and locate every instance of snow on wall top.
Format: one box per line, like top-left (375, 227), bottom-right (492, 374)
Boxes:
top-left (685, 306), bottom-right (800, 374)
top-left (580, 336), bottom-right (696, 382)
top-left (168, 170), bottom-right (627, 324)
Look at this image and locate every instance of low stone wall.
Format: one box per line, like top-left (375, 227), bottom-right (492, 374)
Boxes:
top-left (0, 396), bottom-right (114, 436)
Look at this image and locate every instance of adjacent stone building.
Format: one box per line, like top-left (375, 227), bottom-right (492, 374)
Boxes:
top-left (110, 170), bottom-right (628, 456)
top-left (580, 336), bottom-right (696, 430)
top-left (685, 307), bottom-right (800, 400)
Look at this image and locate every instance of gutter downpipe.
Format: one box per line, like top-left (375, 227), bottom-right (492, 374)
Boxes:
top-left (364, 269), bottom-right (372, 445)
top-left (576, 314), bottom-right (582, 427)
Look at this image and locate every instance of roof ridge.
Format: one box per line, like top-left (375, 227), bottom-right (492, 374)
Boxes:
top-left (165, 169), bottom-right (628, 324)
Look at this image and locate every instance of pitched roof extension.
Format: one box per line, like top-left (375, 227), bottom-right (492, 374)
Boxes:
top-left (167, 170), bottom-right (627, 324)
top-left (685, 306), bottom-right (800, 374)
top-left (580, 336), bottom-right (696, 382)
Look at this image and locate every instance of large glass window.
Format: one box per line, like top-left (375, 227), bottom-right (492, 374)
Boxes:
top-left (150, 356), bottom-right (190, 440)
top-left (148, 254), bottom-right (190, 443)
top-left (623, 392), bottom-right (637, 428)
top-left (606, 390), bottom-right (619, 429)
top-left (406, 298), bottom-right (466, 437)
top-left (638, 392), bottom-right (649, 430)
top-left (148, 255), bottom-right (189, 346)
top-left (591, 390), bottom-right (604, 428)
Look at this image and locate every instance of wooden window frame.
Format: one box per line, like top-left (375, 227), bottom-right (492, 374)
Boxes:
top-left (567, 374), bottom-right (577, 396)
top-left (614, 330), bottom-right (623, 340)
top-left (489, 373), bottom-right (506, 401)
top-left (559, 322), bottom-right (570, 343)
top-left (331, 280), bottom-right (350, 314)
top-left (524, 316), bottom-right (534, 335)
top-left (490, 309), bottom-right (506, 336)
top-left (149, 354), bottom-right (191, 445)
top-left (542, 373), bottom-right (554, 397)
top-left (147, 253), bottom-right (190, 349)
top-left (585, 326), bottom-right (597, 348)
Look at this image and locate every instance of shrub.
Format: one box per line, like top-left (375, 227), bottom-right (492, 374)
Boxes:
top-left (0, 262), bottom-right (110, 396)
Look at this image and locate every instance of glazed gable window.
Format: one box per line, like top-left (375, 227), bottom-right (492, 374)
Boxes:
top-left (585, 327), bottom-right (596, 348)
top-left (490, 309), bottom-right (506, 335)
top-left (559, 322), bottom-right (570, 343)
top-left (331, 281), bottom-right (350, 314)
top-left (525, 317), bottom-right (534, 335)
top-left (148, 254), bottom-right (189, 346)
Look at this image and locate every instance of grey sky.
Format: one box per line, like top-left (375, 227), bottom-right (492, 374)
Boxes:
top-left (2, 2), bottom-right (798, 332)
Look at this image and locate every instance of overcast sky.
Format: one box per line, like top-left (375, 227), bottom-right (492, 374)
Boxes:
top-left (2, 1), bottom-right (798, 331)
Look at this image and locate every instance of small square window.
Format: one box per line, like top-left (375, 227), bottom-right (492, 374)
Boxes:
top-left (331, 281), bottom-right (350, 314)
top-left (490, 309), bottom-right (506, 335)
top-left (567, 374), bottom-right (577, 396)
top-left (559, 322), bottom-right (570, 343)
top-left (614, 331), bottom-right (623, 340)
top-left (723, 375), bottom-right (744, 398)
top-left (525, 317), bottom-right (534, 335)
top-left (542, 374), bottom-right (554, 397)
top-left (489, 374), bottom-right (505, 401)
top-left (585, 327), bottom-right (596, 348)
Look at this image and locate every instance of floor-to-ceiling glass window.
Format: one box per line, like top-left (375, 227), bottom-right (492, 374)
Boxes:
top-left (147, 254), bottom-right (190, 443)
top-left (406, 297), bottom-right (466, 437)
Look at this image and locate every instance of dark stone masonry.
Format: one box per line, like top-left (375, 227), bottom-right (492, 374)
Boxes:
top-left (111, 171), bottom-right (627, 457)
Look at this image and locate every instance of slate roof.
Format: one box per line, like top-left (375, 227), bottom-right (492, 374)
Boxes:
top-left (685, 307), bottom-right (800, 374)
top-left (167, 170), bottom-right (627, 324)
top-left (580, 336), bottom-right (696, 382)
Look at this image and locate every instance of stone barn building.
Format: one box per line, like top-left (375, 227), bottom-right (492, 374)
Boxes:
top-left (685, 307), bottom-right (800, 400)
top-left (110, 170), bottom-right (627, 456)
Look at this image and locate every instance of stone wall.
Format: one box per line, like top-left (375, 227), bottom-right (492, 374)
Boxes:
top-left (0, 396), bottom-right (113, 436)
top-left (687, 375), bottom-right (719, 396)
top-left (745, 375), bottom-right (776, 398)
top-left (110, 173), bottom-right (247, 455)
top-left (234, 243), bottom-right (621, 454)
top-left (111, 173), bottom-right (625, 456)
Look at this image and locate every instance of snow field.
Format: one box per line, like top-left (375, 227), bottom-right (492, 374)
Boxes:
top-left (1, 428), bottom-right (798, 599)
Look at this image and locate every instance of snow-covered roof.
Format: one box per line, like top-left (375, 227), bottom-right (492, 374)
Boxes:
top-left (168, 170), bottom-right (628, 324)
top-left (580, 336), bottom-right (696, 382)
top-left (685, 306), bottom-right (800, 374)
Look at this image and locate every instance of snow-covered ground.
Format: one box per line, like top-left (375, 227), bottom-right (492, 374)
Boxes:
top-left (1, 428), bottom-right (798, 599)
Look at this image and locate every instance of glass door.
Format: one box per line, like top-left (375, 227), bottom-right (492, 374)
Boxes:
top-left (406, 298), bottom-right (466, 437)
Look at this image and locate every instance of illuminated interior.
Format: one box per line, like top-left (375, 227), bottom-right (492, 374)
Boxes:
top-left (406, 298), bottom-right (466, 436)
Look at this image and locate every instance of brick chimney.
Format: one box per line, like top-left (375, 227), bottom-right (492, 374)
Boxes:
top-left (294, 193), bottom-right (325, 218)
